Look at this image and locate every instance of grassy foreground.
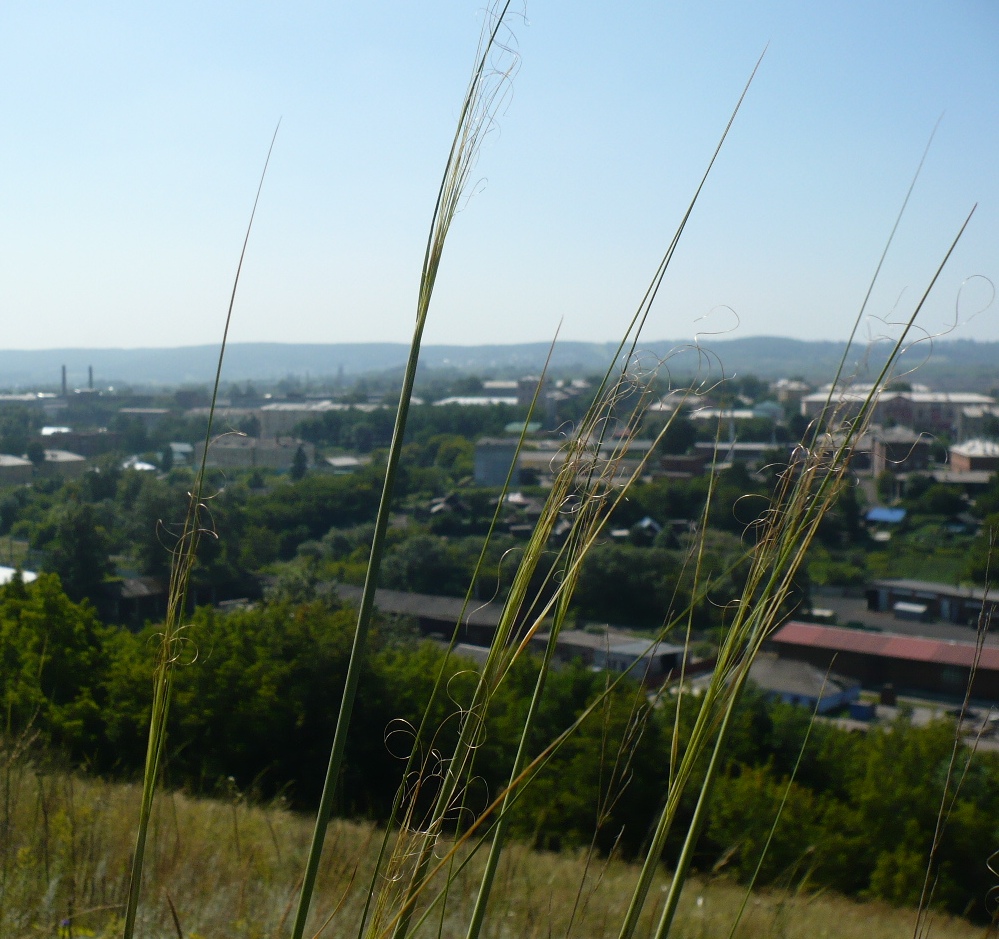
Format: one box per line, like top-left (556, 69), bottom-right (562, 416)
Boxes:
top-left (1, 759), bottom-right (982, 939)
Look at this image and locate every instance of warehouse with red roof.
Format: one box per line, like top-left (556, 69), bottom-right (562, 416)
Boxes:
top-left (768, 621), bottom-right (999, 700)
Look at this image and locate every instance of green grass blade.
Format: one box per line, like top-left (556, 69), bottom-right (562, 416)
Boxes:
top-left (289, 7), bottom-right (516, 938)
top-left (121, 123), bottom-right (279, 939)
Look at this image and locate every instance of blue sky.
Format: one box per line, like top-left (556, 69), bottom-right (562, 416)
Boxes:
top-left (0, 1), bottom-right (996, 350)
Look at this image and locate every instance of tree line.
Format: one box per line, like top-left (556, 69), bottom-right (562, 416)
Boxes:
top-left (3, 573), bottom-right (996, 918)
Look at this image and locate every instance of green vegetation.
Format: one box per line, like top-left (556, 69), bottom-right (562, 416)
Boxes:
top-left (2, 575), bottom-right (996, 923)
top-left (0, 5), bottom-right (992, 938)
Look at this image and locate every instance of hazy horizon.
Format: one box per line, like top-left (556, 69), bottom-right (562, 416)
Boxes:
top-left (0, 335), bottom-right (993, 392)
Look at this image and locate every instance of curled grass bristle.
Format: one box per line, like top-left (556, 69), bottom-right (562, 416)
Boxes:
top-left (108, 9), bottom-right (984, 939)
top-left (121, 124), bottom-right (280, 939)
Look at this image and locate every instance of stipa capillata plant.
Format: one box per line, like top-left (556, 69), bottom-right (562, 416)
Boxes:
top-left (121, 123), bottom-right (281, 939)
top-left (114, 4), bottom-right (985, 938)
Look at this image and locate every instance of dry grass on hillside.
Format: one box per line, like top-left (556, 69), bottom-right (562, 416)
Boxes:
top-left (0, 753), bottom-right (983, 939)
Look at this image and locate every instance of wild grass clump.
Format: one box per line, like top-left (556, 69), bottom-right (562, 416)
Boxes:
top-left (105, 4), bottom-right (987, 939)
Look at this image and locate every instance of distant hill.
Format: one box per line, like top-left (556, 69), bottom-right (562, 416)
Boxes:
top-left (0, 337), bottom-right (993, 392)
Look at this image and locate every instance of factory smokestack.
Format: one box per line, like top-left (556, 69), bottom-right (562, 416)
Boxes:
top-left (88, 365), bottom-right (93, 390)
top-left (61, 365), bottom-right (67, 397)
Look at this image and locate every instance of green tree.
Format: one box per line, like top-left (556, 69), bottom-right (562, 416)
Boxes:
top-left (25, 440), bottom-right (45, 467)
top-left (0, 409), bottom-right (32, 455)
top-left (380, 534), bottom-right (465, 595)
top-left (0, 573), bottom-right (106, 751)
top-left (290, 444), bottom-right (308, 481)
top-left (707, 765), bottom-right (821, 883)
top-left (42, 502), bottom-right (114, 602)
top-left (126, 475), bottom-right (189, 578)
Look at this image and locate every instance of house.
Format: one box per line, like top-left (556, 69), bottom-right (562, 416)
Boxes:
top-left (0, 455), bottom-right (33, 486)
top-left (332, 583), bottom-right (507, 645)
top-left (925, 469), bottom-right (994, 497)
top-left (169, 442), bottom-right (195, 465)
top-left (769, 620), bottom-right (999, 700)
top-left (324, 454), bottom-right (370, 475)
top-left (659, 453), bottom-right (709, 477)
top-left (771, 379), bottom-right (812, 408)
top-left (97, 576), bottom-right (168, 628)
top-left (949, 439), bottom-right (999, 473)
top-left (530, 627), bottom-right (641, 667)
top-left (694, 441), bottom-right (782, 466)
top-left (38, 449), bottom-right (87, 479)
top-left (0, 566), bottom-right (37, 585)
top-left (592, 639), bottom-right (686, 683)
top-left (749, 653), bottom-right (860, 714)
top-left (870, 427), bottom-right (932, 475)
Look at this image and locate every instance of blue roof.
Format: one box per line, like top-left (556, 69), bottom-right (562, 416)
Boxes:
top-left (866, 506), bottom-right (906, 524)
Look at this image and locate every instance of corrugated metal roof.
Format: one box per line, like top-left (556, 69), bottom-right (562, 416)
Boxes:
top-left (609, 639), bottom-right (686, 657)
top-left (334, 584), bottom-right (503, 627)
top-left (869, 578), bottom-right (999, 604)
top-left (749, 653), bottom-right (855, 699)
top-left (772, 621), bottom-right (999, 671)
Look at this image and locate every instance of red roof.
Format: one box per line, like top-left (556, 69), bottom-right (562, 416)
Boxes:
top-left (771, 621), bottom-right (999, 672)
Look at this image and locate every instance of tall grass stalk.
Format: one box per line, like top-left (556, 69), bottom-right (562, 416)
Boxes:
top-left (361, 365), bottom-right (746, 939)
top-left (725, 678), bottom-right (826, 939)
top-left (614, 209), bottom-right (975, 939)
top-left (289, 6), bottom-right (518, 937)
top-left (121, 124), bottom-right (279, 939)
top-left (370, 49), bottom-right (768, 939)
top-left (115, 9), bottom-right (982, 939)
top-left (352, 209), bottom-right (980, 939)
top-left (914, 564), bottom-right (994, 939)
top-left (351, 347), bottom-right (554, 939)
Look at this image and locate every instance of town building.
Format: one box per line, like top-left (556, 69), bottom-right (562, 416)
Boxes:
top-left (38, 449), bottom-right (87, 479)
top-left (694, 440), bottom-right (783, 467)
top-left (474, 438), bottom-right (521, 486)
top-left (749, 653), bottom-right (860, 714)
top-left (118, 407), bottom-right (170, 430)
top-left (0, 455), bottom-right (33, 485)
top-left (332, 583), bottom-right (505, 645)
top-left (257, 401), bottom-right (387, 438)
top-left (768, 620), bottom-right (999, 700)
top-left (592, 638), bottom-right (686, 683)
top-left (865, 578), bottom-right (999, 626)
top-left (40, 428), bottom-right (121, 457)
top-left (870, 427), bottom-right (932, 476)
top-left (800, 387), bottom-right (995, 437)
top-left (949, 439), bottom-right (999, 473)
top-left (197, 435), bottom-right (315, 471)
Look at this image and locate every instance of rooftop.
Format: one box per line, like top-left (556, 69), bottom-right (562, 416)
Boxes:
top-left (951, 439), bottom-right (999, 458)
top-left (333, 583), bottom-right (504, 628)
top-left (750, 653), bottom-right (856, 699)
top-left (771, 621), bottom-right (999, 671)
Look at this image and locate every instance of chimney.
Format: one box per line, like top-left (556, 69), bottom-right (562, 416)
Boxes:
top-left (61, 365), bottom-right (67, 397)
top-left (88, 365), bottom-right (93, 390)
